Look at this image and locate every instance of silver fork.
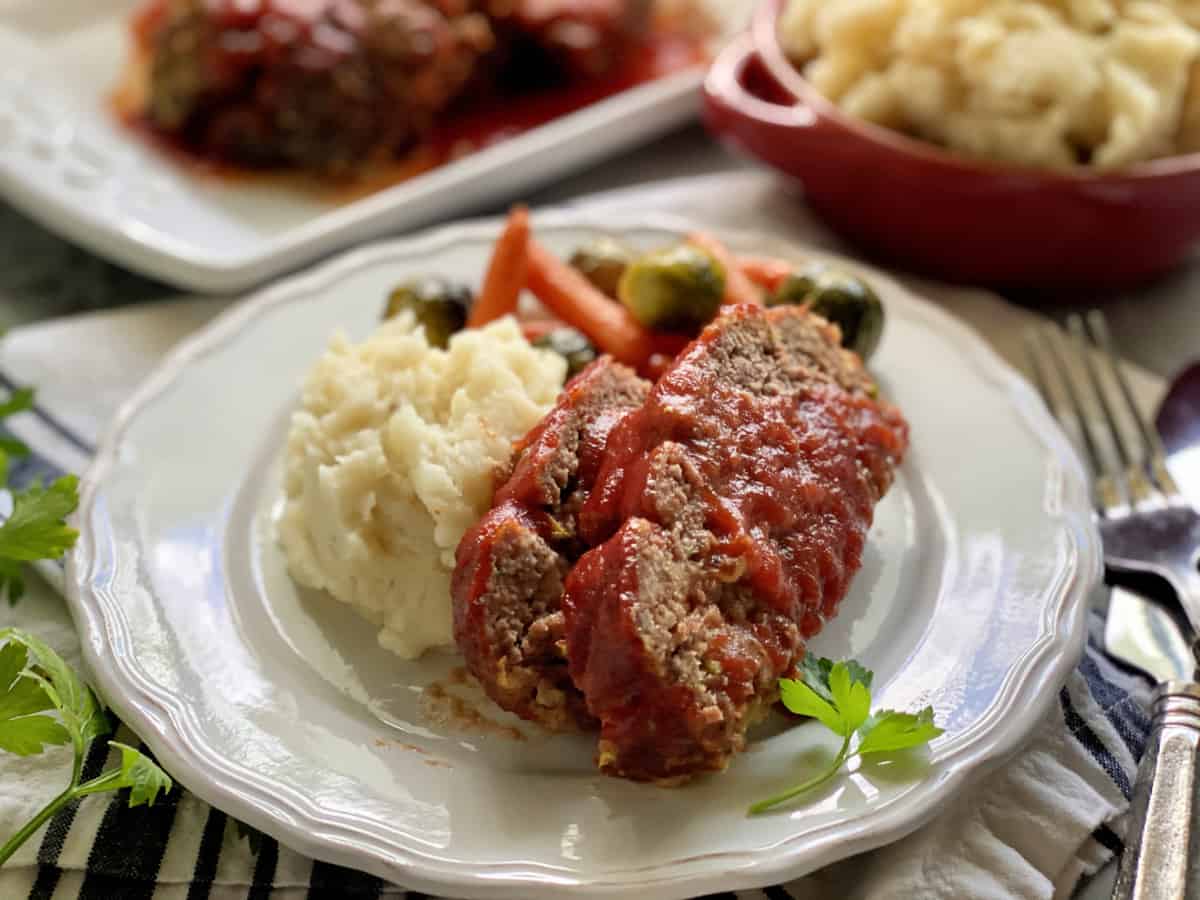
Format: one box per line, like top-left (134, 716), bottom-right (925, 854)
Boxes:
top-left (1026, 311), bottom-right (1200, 639)
top-left (1026, 311), bottom-right (1200, 900)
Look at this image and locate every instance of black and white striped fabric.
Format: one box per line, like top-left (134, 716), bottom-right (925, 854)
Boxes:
top-left (0, 411), bottom-right (1155, 899)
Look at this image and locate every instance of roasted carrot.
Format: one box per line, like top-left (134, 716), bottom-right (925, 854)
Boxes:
top-left (525, 238), bottom-right (653, 366)
top-left (688, 232), bottom-right (764, 307)
top-left (468, 205), bottom-right (530, 328)
top-left (737, 255), bottom-right (794, 293)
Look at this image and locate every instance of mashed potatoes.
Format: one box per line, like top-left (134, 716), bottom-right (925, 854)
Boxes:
top-left (780, 0), bottom-right (1200, 169)
top-left (278, 313), bottom-right (567, 659)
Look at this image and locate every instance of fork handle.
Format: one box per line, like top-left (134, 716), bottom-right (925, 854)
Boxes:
top-left (1112, 682), bottom-right (1200, 900)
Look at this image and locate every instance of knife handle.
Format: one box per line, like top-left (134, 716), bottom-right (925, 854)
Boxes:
top-left (1112, 682), bottom-right (1200, 900)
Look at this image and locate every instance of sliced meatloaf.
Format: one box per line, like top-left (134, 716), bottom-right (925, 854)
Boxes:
top-left (139, 0), bottom-right (497, 173)
top-left (134, 0), bottom-right (649, 173)
top-left (563, 305), bottom-right (909, 781)
top-left (452, 358), bottom-right (650, 731)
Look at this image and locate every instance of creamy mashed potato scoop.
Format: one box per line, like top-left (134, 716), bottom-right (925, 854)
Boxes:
top-left (277, 312), bottom-right (566, 659)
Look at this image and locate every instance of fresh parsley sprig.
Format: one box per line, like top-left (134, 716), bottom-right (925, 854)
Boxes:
top-left (0, 475), bottom-right (80, 605)
top-left (0, 629), bottom-right (173, 866)
top-left (0, 386), bottom-right (80, 605)
top-left (0, 384), bottom-right (171, 867)
top-left (749, 655), bottom-right (943, 815)
top-left (0, 388), bottom-right (35, 461)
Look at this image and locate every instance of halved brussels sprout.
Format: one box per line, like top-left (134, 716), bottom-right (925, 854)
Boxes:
top-left (383, 277), bottom-right (473, 348)
top-left (618, 245), bottom-right (726, 331)
top-left (533, 327), bottom-right (598, 379)
top-left (569, 237), bottom-right (636, 299)
top-left (768, 265), bottom-right (884, 361)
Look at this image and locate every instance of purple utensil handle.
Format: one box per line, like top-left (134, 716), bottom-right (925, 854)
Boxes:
top-left (1113, 682), bottom-right (1200, 900)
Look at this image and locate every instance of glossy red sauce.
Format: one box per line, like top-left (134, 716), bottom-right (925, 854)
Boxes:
top-left (556, 307), bottom-right (907, 778)
top-left (452, 358), bottom-right (648, 731)
top-left (579, 304), bottom-right (907, 636)
top-left (116, 1), bottom-right (709, 198)
top-left (428, 31), bottom-right (705, 158)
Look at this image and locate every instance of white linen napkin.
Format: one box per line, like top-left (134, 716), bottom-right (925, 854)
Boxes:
top-left (0, 172), bottom-right (1161, 899)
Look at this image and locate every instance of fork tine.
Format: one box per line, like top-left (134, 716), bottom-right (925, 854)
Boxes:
top-left (1038, 326), bottom-right (1108, 480)
top-left (1083, 310), bottom-right (1181, 496)
top-left (1068, 314), bottom-right (1134, 470)
top-left (1023, 327), bottom-right (1057, 412)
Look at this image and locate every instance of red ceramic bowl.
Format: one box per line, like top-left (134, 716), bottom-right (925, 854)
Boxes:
top-left (703, 0), bottom-right (1200, 290)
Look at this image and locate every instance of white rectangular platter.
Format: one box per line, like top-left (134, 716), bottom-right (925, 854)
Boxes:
top-left (0, 0), bottom-right (747, 292)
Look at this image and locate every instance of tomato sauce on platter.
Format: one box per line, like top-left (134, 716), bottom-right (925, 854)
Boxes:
top-left (113, 1), bottom-right (710, 202)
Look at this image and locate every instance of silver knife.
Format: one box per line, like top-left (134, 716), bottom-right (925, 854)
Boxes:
top-left (1107, 604), bottom-right (1200, 900)
top-left (1109, 364), bottom-right (1200, 900)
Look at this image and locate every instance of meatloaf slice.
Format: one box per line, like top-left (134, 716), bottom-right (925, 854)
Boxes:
top-left (564, 304), bottom-right (909, 781)
top-left (139, 0), bottom-right (496, 173)
top-left (452, 357), bottom-right (649, 731)
top-left (135, 0), bottom-right (650, 173)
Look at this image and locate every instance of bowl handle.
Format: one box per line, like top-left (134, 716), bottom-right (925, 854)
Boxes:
top-left (703, 33), bottom-right (816, 140)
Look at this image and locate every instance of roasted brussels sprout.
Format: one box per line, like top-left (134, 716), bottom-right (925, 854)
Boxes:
top-left (768, 266), bottom-right (884, 361)
top-left (618, 245), bottom-right (726, 331)
top-left (569, 237), bottom-right (636, 298)
top-left (533, 327), bottom-right (598, 379)
top-left (768, 269), bottom-right (822, 308)
top-left (383, 277), bottom-right (473, 348)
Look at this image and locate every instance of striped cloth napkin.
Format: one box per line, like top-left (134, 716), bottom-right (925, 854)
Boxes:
top-left (0, 173), bottom-right (1163, 898)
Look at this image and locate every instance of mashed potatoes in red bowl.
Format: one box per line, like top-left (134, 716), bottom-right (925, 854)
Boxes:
top-left (703, 0), bottom-right (1200, 290)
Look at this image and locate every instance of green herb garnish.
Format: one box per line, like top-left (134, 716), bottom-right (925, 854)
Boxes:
top-left (0, 629), bottom-right (173, 866)
top-left (0, 386), bottom-right (80, 605)
top-left (0, 385), bottom-right (171, 867)
top-left (749, 655), bottom-right (943, 814)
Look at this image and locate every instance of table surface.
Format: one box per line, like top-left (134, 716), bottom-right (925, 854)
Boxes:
top-left (0, 123), bottom-right (1182, 900)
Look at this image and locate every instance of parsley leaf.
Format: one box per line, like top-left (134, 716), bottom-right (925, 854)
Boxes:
top-left (107, 742), bottom-right (173, 807)
top-left (0, 476), bottom-right (80, 562)
top-left (1, 628), bottom-right (108, 751)
top-left (750, 656), bottom-right (943, 815)
top-left (0, 476), bottom-right (80, 604)
top-left (0, 388), bottom-right (35, 422)
top-left (0, 642), bottom-right (69, 756)
top-left (0, 388), bottom-right (34, 462)
top-left (829, 662), bottom-right (872, 734)
top-left (779, 678), bottom-right (843, 735)
top-left (0, 559), bottom-right (25, 607)
top-left (857, 707), bottom-right (944, 756)
top-left (800, 654), bottom-right (872, 702)
top-left (0, 630), bottom-right (173, 867)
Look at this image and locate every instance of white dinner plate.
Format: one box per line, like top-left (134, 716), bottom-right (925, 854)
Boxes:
top-left (0, 1), bottom-right (748, 293)
top-left (68, 211), bottom-right (1100, 899)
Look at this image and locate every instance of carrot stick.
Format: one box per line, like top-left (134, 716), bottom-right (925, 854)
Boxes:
top-left (468, 205), bottom-right (530, 328)
top-left (525, 238), bottom-right (653, 366)
top-left (737, 255), bottom-right (794, 293)
top-left (687, 232), bottom-right (764, 307)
